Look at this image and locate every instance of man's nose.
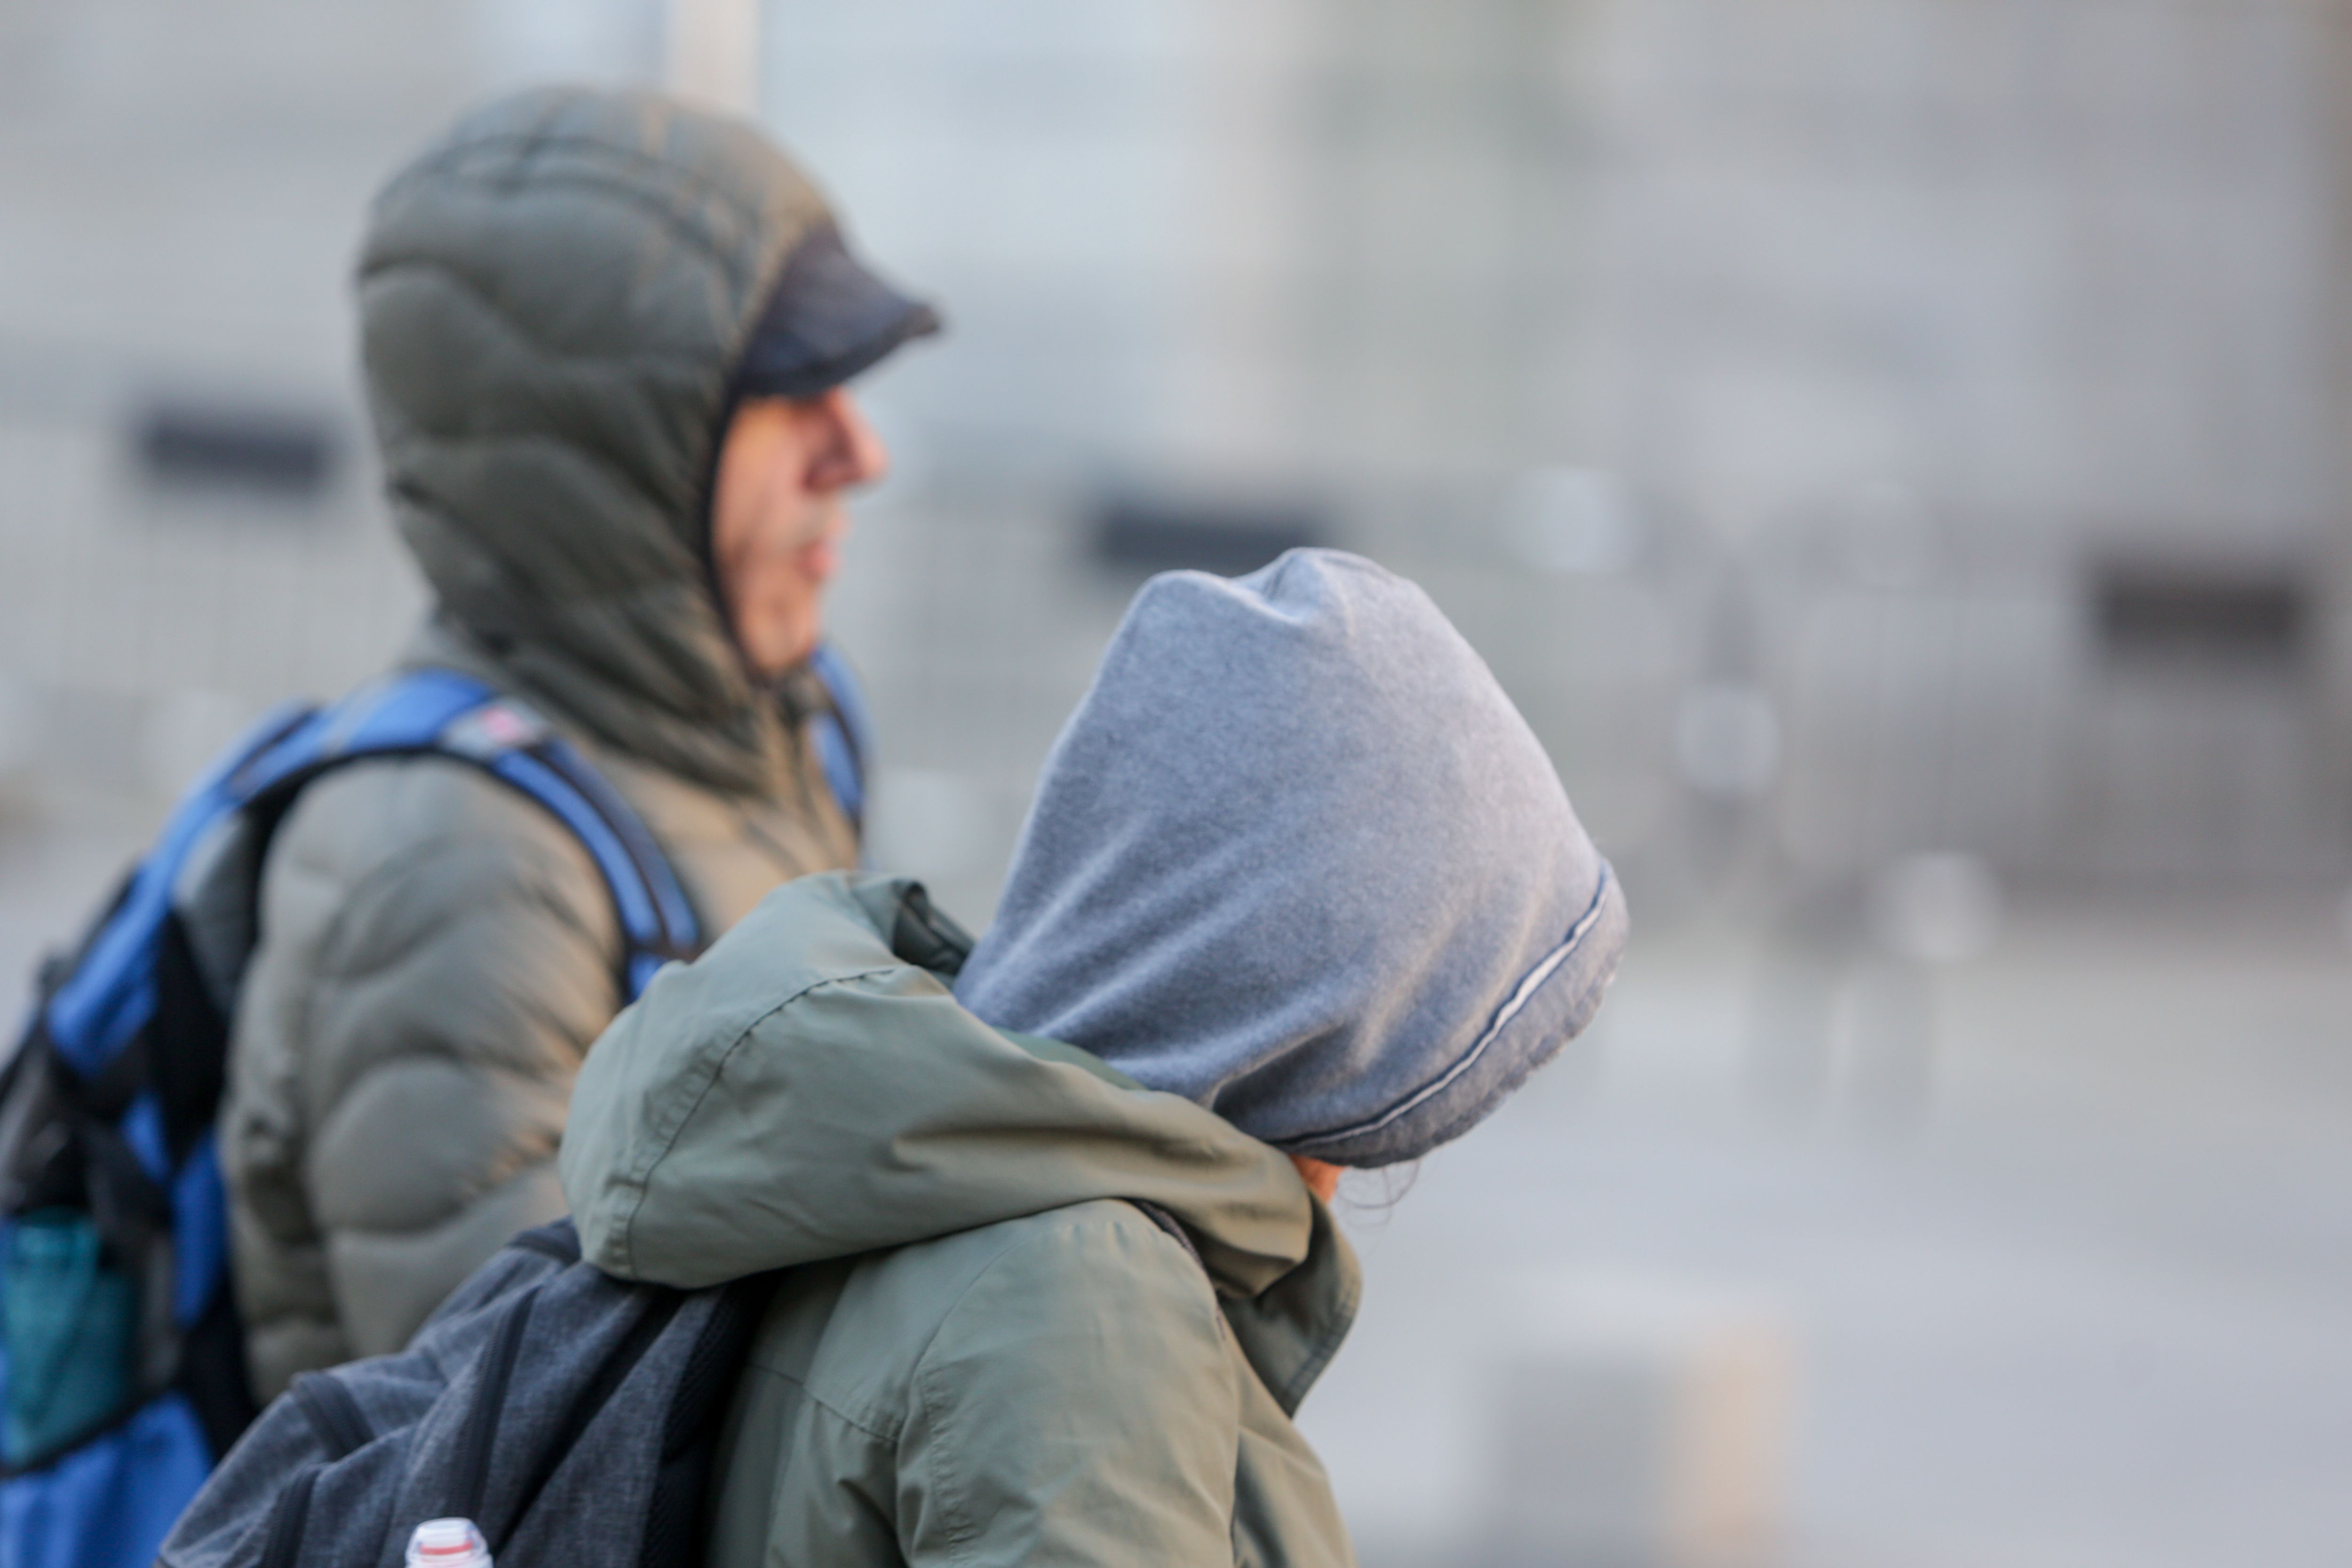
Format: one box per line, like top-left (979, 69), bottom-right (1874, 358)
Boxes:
top-left (810, 389), bottom-right (890, 491)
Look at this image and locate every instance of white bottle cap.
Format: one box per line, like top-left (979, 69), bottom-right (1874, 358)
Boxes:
top-left (405, 1517), bottom-right (492, 1568)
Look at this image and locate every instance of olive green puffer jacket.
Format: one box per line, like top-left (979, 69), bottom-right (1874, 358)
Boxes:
top-left (221, 88), bottom-right (862, 1401)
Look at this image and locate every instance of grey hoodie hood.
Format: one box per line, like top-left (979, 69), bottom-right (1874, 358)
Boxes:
top-left (954, 549), bottom-right (1628, 1166)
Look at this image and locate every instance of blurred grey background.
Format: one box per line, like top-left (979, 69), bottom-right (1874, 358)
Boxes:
top-left (3, 2), bottom-right (2350, 1564)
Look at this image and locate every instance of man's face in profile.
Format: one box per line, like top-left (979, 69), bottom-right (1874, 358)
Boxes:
top-left (710, 389), bottom-right (890, 678)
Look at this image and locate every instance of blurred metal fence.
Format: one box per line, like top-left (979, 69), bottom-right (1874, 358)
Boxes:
top-left (0, 410), bottom-right (421, 803)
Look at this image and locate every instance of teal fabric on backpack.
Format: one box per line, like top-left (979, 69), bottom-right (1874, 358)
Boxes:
top-left (1, 1214), bottom-right (134, 1466)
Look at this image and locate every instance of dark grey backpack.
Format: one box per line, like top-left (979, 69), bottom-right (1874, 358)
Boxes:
top-left (158, 1220), bottom-right (775, 1568)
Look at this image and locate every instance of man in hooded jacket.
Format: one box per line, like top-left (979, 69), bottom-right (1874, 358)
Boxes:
top-left (558, 548), bottom-right (1630, 1565)
top-left (221, 86), bottom-right (938, 1403)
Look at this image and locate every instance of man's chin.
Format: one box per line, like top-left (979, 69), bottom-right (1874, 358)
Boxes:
top-left (748, 622), bottom-right (822, 684)
top-left (787, 621), bottom-right (824, 671)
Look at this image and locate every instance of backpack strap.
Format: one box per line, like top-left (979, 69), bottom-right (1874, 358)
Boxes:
top-left (32, 669), bottom-right (699, 1130)
top-left (804, 641), bottom-right (872, 830)
top-left (39, 702), bottom-right (316, 1079)
top-left (229, 669), bottom-right (704, 1001)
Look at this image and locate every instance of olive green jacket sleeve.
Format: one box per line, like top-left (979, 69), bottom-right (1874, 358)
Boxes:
top-left (896, 1206), bottom-right (1240, 1568)
top-left (222, 755), bottom-right (620, 1400)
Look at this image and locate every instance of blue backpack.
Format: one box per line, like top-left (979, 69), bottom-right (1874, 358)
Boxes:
top-left (0, 659), bottom-right (870, 1568)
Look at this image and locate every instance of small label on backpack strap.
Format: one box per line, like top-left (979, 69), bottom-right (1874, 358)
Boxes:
top-left (437, 702), bottom-right (550, 760)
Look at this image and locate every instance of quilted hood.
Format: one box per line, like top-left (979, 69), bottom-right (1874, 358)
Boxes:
top-left (358, 86), bottom-right (837, 795)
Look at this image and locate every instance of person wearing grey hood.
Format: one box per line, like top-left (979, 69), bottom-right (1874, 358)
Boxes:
top-left (557, 547), bottom-right (1628, 1566)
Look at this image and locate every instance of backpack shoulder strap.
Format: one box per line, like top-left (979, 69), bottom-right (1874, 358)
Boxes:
top-left (805, 641), bottom-right (873, 830)
top-left (234, 670), bottom-right (702, 1001)
top-left (35, 670), bottom-right (702, 1091)
top-left (38, 701), bottom-right (317, 1079)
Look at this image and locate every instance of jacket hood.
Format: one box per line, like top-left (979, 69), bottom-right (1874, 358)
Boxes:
top-left (558, 874), bottom-right (1356, 1396)
top-left (954, 549), bottom-right (1628, 1166)
top-left (358, 86), bottom-right (829, 796)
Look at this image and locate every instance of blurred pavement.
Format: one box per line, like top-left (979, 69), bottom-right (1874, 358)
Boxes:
top-left (1314, 901), bottom-right (2352, 1568)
